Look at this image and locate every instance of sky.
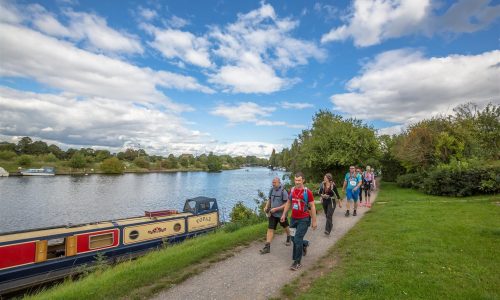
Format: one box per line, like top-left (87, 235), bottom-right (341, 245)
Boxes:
top-left (0, 0), bottom-right (499, 158)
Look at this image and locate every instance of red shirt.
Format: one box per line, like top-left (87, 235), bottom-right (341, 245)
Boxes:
top-left (289, 187), bottom-right (314, 219)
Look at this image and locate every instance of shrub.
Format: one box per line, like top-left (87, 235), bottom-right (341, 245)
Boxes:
top-left (422, 164), bottom-right (500, 196)
top-left (133, 157), bottom-right (150, 169)
top-left (229, 201), bottom-right (254, 222)
top-left (16, 154), bottom-right (33, 166)
top-left (43, 153), bottom-right (58, 162)
top-left (100, 157), bottom-right (124, 174)
top-left (0, 150), bottom-right (17, 160)
top-left (396, 173), bottom-right (424, 189)
top-left (69, 153), bottom-right (87, 169)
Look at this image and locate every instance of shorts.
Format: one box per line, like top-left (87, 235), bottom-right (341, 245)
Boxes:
top-left (346, 189), bottom-right (359, 202)
top-left (268, 215), bottom-right (289, 230)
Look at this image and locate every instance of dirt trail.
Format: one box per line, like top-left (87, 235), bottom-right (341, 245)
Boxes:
top-left (153, 191), bottom-right (378, 300)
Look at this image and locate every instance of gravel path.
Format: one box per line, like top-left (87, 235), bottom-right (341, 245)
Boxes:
top-left (153, 191), bottom-right (377, 300)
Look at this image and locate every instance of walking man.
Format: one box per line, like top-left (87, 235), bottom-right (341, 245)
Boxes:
top-left (342, 166), bottom-right (362, 217)
top-left (281, 172), bottom-right (317, 271)
top-left (260, 177), bottom-right (291, 254)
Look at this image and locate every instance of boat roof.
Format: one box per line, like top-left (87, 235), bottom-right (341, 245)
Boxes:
top-left (0, 212), bottom-right (193, 244)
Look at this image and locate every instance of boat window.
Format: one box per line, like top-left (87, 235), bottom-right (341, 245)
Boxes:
top-left (184, 200), bottom-right (196, 213)
top-left (89, 233), bottom-right (114, 249)
top-left (47, 238), bottom-right (66, 259)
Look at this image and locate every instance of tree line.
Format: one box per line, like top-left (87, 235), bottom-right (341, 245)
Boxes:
top-left (0, 137), bottom-right (269, 173)
top-left (269, 102), bottom-right (499, 196)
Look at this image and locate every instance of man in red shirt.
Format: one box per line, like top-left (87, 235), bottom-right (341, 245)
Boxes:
top-left (281, 172), bottom-right (317, 271)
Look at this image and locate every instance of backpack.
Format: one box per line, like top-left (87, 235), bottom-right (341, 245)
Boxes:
top-left (290, 187), bottom-right (309, 212)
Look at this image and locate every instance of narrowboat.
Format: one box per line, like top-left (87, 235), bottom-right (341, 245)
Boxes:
top-left (20, 167), bottom-right (55, 176)
top-left (0, 196), bottom-right (219, 294)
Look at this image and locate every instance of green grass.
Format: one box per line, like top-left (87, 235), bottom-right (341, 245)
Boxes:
top-left (294, 183), bottom-right (499, 300)
top-left (26, 222), bottom-right (267, 300)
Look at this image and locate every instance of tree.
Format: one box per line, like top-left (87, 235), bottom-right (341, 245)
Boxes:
top-left (95, 150), bottom-right (112, 162)
top-left (69, 153), bottom-right (87, 169)
top-left (0, 142), bottom-right (16, 152)
top-left (100, 157), bottom-right (124, 174)
top-left (48, 144), bottom-right (65, 159)
top-left (166, 154), bottom-right (178, 169)
top-left (133, 157), bottom-right (150, 169)
top-left (15, 137), bottom-right (32, 154)
top-left (207, 152), bottom-right (222, 172)
top-left (269, 148), bottom-right (277, 166)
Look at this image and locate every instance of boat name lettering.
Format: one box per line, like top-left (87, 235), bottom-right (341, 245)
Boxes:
top-left (147, 227), bottom-right (167, 234)
top-left (196, 216), bottom-right (211, 223)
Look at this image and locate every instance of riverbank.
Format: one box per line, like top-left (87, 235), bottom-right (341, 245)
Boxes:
top-left (288, 183), bottom-right (499, 299)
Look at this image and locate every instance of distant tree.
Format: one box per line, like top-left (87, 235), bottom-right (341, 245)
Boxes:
top-left (269, 148), bottom-right (277, 166)
top-left (15, 137), bottom-right (33, 154)
top-left (207, 152), bottom-right (222, 172)
top-left (95, 150), bottom-right (112, 162)
top-left (0, 142), bottom-right (16, 152)
top-left (66, 148), bottom-right (77, 159)
top-left (69, 153), bottom-right (87, 169)
top-left (166, 154), bottom-right (178, 169)
top-left (17, 154), bottom-right (33, 166)
top-left (133, 157), bottom-right (150, 169)
top-left (100, 157), bottom-right (124, 174)
top-left (179, 155), bottom-right (189, 168)
top-left (0, 150), bottom-right (17, 160)
top-left (44, 153), bottom-right (58, 162)
top-left (48, 144), bottom-right (65, 159)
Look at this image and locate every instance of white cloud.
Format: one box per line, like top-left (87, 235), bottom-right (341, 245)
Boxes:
top-left (321, 0), bottom-right (500, 47)
top-left (65, 11), bottom-right (144, 54)
top-left (148, 27), bottom-right (212, 68)
top-left (0, 0), bottom-right (22, 24)
top-left (330, 49), bottom-right (500, 125)
top-left (0, 87), bottom-right (279, 157)
top-left (138, 7), bottom-right (157, 21)
top-left (281, 101), bottom-right (314, 109)
top-left (165, 15), bottom-right (189, 28)
top-left (377, 124), bottom-right (405, 136)
top-left (0, 23), bottom-right (214, 110)
top-left (27, 4), bottom-right (71, 37)
top-left (208, 2), bottom-right (325, 93)
top-left (211, 102), bottom-right (304, 129)
top-left (0, 87), bottom-right (202, 151)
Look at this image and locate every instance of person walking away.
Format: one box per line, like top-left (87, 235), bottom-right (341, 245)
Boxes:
top-left (260, 177), bottom-right (291, 254)
top-left (363, 166), bottom-right (376, 208)
top-left (281, 172), bottom-right (317, 271)
top-left (342, 166), bottom-right (362, 217)
top-left (319, 173), bottom-right (340, 235)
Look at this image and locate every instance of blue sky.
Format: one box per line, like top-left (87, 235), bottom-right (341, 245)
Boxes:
top-left (0, 0), bottom-right (499, 157)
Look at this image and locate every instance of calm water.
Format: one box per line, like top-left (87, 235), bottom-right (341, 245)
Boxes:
top-left (0, 167), bottom-right (288, 233)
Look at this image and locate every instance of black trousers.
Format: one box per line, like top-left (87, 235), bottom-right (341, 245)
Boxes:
top-left (322, 198), bottom-right (336, 234)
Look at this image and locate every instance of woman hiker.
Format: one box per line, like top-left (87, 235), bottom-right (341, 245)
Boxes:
top-left (318, 173), bottom-right (340, 235)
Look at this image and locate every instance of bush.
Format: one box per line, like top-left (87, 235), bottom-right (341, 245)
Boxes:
top-left (69, 153), bottom-right (87, 169)
top-left (43, 153), bottom-right (58, 162)
top-left (100, 157), bottom-right (124, 174)
top-left (0, 150), bottom-right (17, 160)
top-left (133, 157), bottom-right (150, 169)
top-left (396, 173), bottom-right (424, 189)
top-left (17, 154), bottom-right (33, 166)
top-left (422, 164), bottom-right (500, 196)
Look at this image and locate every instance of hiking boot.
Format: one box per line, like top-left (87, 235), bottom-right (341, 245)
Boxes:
top-left (259, 244), bottom-right (270, 254)
top-left (285, 235), bottom-right (291, 246)
top-left (345, 210), bottom-right (350, 217)
top-left (290, 261), bottom-right (302, 271)
top-left (303, 244), bottom-right (308, 256)
top-left (353, 210), bottom-right (357, 216)
top-left (324, 230), bottom-right (330, 236)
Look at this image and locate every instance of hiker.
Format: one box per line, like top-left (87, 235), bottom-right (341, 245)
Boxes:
top-left (342, 166), bottom-right (362, 217)
top-left (356, 167), bottom-right (363, 206)
top-left (281, 172), bottom-right (317, 271)
top-left (319, 173), bottom-right (340, 235)
top-left (260, 177), bottom-right (291, 254)
top-left (363, 166), bottom-right (376, 208)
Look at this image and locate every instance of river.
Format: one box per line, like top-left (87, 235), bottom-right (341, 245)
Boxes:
top-left (0, 167), bottom-right (288, 233)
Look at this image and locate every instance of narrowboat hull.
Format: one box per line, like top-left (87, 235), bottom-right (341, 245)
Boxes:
top-left (0, 196), bottom-right (219, 295)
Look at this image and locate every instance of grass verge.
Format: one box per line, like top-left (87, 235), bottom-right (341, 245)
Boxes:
top-left (285, 183), bottom-right (499, 300)
top-left (26, 222), bottom-right (267, 300)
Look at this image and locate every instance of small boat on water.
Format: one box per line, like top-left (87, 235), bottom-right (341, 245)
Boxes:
top-left (20, 167), bottom-right (55, 176)
top-left (0, 196), bottom-right (219, 295)
top-left (0, 167), bottom-right (8, 177)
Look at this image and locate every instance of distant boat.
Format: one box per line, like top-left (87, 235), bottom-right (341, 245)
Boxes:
top-left (20, 167), bottom-right (55, 176)
top-left (0, 167), bottom-right (8, 177)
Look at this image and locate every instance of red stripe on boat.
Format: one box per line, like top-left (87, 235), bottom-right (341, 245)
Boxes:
top-left (0, 242), bottom-right (36, 269)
